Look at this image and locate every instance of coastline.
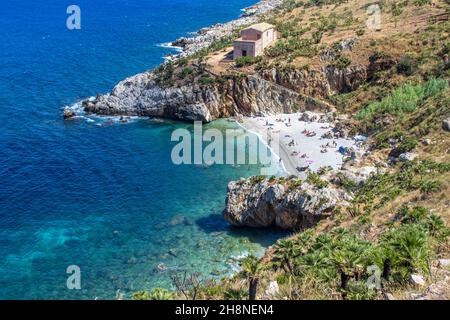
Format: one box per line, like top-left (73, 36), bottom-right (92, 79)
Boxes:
top-left (239, 113), bottom-right (362, 178)
top-left (233, 119), bottom-right (289, 176)
top-left (165, 0), bottom-right (284, 59)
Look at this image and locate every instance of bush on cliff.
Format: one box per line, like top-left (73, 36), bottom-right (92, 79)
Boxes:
top-left (267, 204), bottom-right (448, 299)
top-left (356, 78), bottom-right (448, 121)
top-left (235, 56), bottom-right (261, 68)
top-left (132, 288), bottom-right (174, 300)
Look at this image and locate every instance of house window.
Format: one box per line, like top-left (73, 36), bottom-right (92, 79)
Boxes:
top-left (242, 50), bottom-right (247, 57)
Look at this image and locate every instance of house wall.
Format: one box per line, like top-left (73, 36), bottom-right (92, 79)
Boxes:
top-left (241, 29), bottom-right (261, 41)
top-left (233, 27), bottom-right (277, 59)
top-left (261, 29), bottom-right (276, 48)
top-left (233, 41), bottom-right (256, 59)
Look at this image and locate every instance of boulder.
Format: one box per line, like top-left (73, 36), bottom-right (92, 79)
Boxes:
top-left (443, 118), bottom-right (450, 132)
top-left (63, 108), bottom-right (75, 119)
top-left (224, 177), bottom-right (345, 230)
top-left (438, 259), bottom-right (450, 268)
top-left (299, 111), bottom-right (320, 123)
top-left (155, 263), bottom-right (168, 273)
top-left (263, 281), bottom-right (279, 299)
top-left (223, 179), bottom-right (285, 228)
top-left (410, 274), bottom-right (426, 287)
top-left (399, 152), bottom-right (418, 162)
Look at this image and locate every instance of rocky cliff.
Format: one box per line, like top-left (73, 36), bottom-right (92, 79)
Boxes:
top-left (258, 65), bottom-right (367, 98)
top-left (82, 71), bottom-right (338, 122)
top-left (82, 64), bottom-right (367, 122)
top-left (223, 177), bottom-right (351, 230)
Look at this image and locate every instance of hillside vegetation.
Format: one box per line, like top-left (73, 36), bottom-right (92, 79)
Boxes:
top-left (135, 0), bottom-right (450, 300)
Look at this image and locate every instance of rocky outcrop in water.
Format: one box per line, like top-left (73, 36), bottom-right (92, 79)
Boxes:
top-left (82, 73), bottom-right (326, 122)
top-left (223, 177), bottom-right (350, 230)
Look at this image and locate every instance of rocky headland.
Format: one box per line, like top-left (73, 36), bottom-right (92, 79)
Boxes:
top-left (224, 176), bottom-right (348, 230)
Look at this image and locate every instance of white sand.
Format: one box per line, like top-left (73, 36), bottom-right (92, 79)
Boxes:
top-left (241, 113), bottom-right (359, 177)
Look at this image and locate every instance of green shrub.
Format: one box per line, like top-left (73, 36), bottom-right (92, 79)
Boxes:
top-left (224, 288), bottom-right (247, 300)
top-left (177, 57), bottom-right (189, 67)
top-left (307, 173), bottom-right (329, 188)
top-left (398, 205), bottom-right (429, 224)
top-left (345, 281), bottom-right (378, 300)
top-left (132, 288), bottom-right (174, 300)
top-left (356, 78), bottom-right (448, 120)
top-left (250, 175), bottom-right (266, 184)
top-left (333, 55), bottom-right (351, 69)
top-left (353, 160), bottom-right (450, 212)
top-left (356, 29), bottom-right (365, 36)
top-left (154, 62), bottom-right (175, 86)
top-left (178, 67), bottom-right (194, 79)
top-left (235, 56), bottom-right (260, 68)
top-left (380, 224), bottom-right (431, 281)
top-left (198, 75), bottom-right (214, 85)
top-left (397, 55), bottom-right (417, 76)
top-left (312, 31), bottom-right (323, 44)
top-left (398, 206), bottom-right (449, 243)
top-left (288, 179), bottom-right (303, 191)
top-left (419, 180), bottom-right (443, 194)
top-left (397, 137), bottom-right (418, 153)
top-left (330, 235), bottom-right (372, 278)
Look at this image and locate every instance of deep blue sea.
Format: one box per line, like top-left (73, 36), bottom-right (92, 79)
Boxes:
top-left (0, 0), bottom-right (285, 299)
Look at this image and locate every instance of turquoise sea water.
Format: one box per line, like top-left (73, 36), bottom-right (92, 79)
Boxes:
top-left (0, 0), bottom-right (285, 299)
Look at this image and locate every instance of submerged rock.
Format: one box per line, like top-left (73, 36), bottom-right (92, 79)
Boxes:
top-left (168, 214), bottom-right (187, 226)
top-left (155, 263), bottom-right (168, 273)
top-left (63, 107), bottom-right (75, 119)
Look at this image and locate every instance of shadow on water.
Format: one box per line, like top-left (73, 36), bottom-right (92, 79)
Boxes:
top-left (196, 213), bottom-right (289, 248)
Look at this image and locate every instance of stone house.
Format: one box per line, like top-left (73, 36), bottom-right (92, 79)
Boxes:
top-left (233, 23), bottom-right (277, 59)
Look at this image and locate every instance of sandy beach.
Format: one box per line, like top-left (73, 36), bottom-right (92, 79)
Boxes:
top-left (241, 113), bottom-right (361, 177)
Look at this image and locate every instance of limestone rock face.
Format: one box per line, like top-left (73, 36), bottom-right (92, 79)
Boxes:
top-left (223, 179), bottom-right (285, 228)
top-left (224, 178), bottom-right (347, 230)
top-left (83, 73), bottom-right (309, 122)
top-left (259, 65), bottom-right (367, 98)
top-left (83, 59), bottom-right (368, 122)
top-left (83, 72), bottom-right (220, 122)
top-left (323, 66), bottom-right (367, 94)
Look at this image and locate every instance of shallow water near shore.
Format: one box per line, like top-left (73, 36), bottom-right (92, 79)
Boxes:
top-left (0, 0), bottom-right (286, 299)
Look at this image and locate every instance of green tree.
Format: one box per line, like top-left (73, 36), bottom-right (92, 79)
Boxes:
top-left (241, 255), bottom-right (261, 300)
